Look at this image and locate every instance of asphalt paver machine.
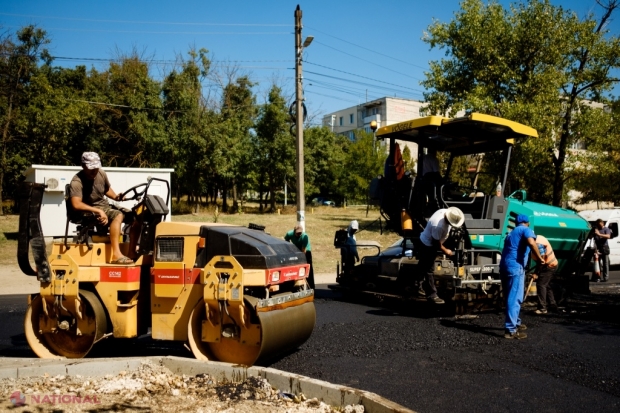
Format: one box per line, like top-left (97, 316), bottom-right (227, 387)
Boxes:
top-left (333, 113), bottom-right (591, 311)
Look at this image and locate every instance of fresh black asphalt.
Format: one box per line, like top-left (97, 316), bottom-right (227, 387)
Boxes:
top-left (1, 278), bottom-right (619, 413)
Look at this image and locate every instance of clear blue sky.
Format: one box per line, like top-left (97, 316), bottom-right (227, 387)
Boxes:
top-left (0, 0), bottom-right (617, 122)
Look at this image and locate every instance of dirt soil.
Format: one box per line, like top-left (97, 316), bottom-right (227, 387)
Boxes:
top-left (0, 360), bottom-right (364, 412)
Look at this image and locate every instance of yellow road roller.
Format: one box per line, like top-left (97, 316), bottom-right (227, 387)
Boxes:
top-left (17, 180), bottom-right (315, 365)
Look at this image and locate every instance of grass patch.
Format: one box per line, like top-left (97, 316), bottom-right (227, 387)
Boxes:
top-left (0, 214), bottom-right (20, 265)
top-left (0, 206), bottom-right (401, 274)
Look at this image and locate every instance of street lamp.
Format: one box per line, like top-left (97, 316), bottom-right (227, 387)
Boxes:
top-left (370, 120), bottom-right (378, 151)
top-left (294, 5), bottom-right (312, 231)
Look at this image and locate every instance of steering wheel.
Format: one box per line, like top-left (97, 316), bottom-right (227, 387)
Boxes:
top-left (119, 183), bottom-right (148, 201)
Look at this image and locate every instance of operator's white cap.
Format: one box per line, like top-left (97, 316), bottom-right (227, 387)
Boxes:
top-left (81, 152), bottom-right (102, 170)
top-left (446, 207), bottom-right (465, 228)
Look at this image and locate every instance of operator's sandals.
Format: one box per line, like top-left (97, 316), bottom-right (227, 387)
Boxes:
top-left (111, 256), bottom-right (134, 265)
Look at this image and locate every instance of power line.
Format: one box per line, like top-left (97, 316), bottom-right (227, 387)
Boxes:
top-left (305, 25), bottom-right (428, 70)
top-left (52, 56), bottom-right (293, 64)
top-left (312, 40), bottom-right (421, 81)
top-left (0, 13), bottom-right (290, 27)
top-left (305, 90), bottom-right (358, 104)
top-left (306, 78), bottom-right (405, 101)
top-left (2, 25), bottom-right (289, 35)
top-left (306, 61), bottom-right (422, 93)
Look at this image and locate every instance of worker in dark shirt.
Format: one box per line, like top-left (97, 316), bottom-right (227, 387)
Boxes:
top-left (69, 152), bottom-right (137, 264)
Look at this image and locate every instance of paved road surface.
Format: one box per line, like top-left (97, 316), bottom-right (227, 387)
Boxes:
top-left (1, 271), bottom-right (619, 413)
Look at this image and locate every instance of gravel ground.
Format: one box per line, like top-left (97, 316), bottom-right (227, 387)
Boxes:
top-left (0, 360), bottom-right (364, 412)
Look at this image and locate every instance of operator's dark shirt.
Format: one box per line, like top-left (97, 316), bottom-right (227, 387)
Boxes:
top-left (594, 227), bottom-right (612, 250)
top-left (69, 169), bottom-right (111, 208)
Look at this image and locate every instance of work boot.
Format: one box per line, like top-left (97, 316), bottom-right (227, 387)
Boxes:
top-left (504, 330), bottom-right (527, 339)
top-left (517, 324), bottom-right (527, 330)
top-left (535, 309), bottom-right (547, 315)
top-left (427, 296), bottom-right (445, 304)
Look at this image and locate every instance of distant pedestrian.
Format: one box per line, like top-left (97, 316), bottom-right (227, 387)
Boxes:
top-left (530, 235), bottom-right (558, 314)
top-left (589, 219), bottom-right (612, 282)
top-left (284, 224), bottom-right (315, 289)
top-left (340, 220), bottom-right (360, 273)
top-left (499, 214), bottom-right (545, 339)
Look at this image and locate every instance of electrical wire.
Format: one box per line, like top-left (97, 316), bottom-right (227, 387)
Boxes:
top-left (305, 69), bottom-right (423, 98)
top-left (312, 40), bottom-right (420, 81)
top-left (0, 13), bottom-right (290, 27)
top-left (1, 25), bottom-right (290, 35)
top-left (305, 25), bottom-right (427, 70)
top-left (306, 62), bottom-right (423, 93)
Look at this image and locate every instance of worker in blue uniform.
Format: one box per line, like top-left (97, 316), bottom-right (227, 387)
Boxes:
top-left (499, 214), bottom-right (545, 339)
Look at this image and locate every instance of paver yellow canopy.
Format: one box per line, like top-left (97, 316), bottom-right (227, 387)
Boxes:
top-left (18, 179), bottom-right (315, 364)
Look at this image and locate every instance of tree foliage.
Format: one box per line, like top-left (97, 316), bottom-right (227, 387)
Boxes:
top-left (341, 131), bottom-right (387, 203)
top-left (254, 85), bottom-right (294, 211)
top-left (0, 25), bottom-right (52, 215)
top-left (422, 0), bottom-right (620, 205)
top-left (0, 24), bottom-right (387, 214)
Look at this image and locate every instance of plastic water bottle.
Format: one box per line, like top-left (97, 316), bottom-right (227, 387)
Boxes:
top-left (538, 243), bottom-right (546, 260)
top-left (496, 182), bottom-right (502, 197)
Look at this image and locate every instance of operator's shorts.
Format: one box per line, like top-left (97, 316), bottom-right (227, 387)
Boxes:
top-left (98, 204), bottom-right (133, 224)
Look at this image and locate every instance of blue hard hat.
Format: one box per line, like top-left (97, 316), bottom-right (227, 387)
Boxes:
top-left (516, 214), bottom-right (529, 224)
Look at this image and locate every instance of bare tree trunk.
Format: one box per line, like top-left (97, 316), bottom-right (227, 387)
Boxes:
top-left (232, 179), bottom-right (239, 212)
top-left (222, 184), bottom-right (228, 213)
top-left (0, 97), bottom-right (14, 216)
top-left (269, 178), bottom-right (276, 211)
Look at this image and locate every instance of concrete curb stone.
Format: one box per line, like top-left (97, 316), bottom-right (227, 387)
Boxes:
top-left (0, 356), bottom-right (416, 413)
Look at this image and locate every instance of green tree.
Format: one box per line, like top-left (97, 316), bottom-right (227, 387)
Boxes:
top-left (218, 76), bottom-right (256, 212)
top-left (253, 85), bottom-right (294, 211)
top-left (84, 53), bottom-right (166, 168)
top-left (304, 126), bottom-right (347, 202)
top-left (570, 100), bottom-right (620, 204)
top-left (401, 145), bottom-right (415, 175)
top-left (0, 25), bottom-right (52, 213)
top-left (342, 130), bottom-right (387, 204)
top-left (18, 66), bottom-right (93, 167)
top-left (422, 0), bottom-right (620, 205)
top-left (162, 48), bottom-right (212, 204)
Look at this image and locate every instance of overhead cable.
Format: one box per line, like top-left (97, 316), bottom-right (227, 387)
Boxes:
top-left (0, 13), bottom-right (290, 27)
top-left (305, 25), bottom-right (427, 70)
top-left (313, 40), bottom-right (420, 81)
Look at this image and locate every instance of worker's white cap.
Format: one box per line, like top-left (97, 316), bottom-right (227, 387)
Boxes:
top-left (446, 207), bottom-right (465, 228)
top-left (81, 152), bottom-right (102, 170)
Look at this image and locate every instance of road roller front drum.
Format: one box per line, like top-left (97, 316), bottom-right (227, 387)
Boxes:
top-left (188, 297), bottom-right (316, 365)
top-left (24, 290), bottom-right (108, 358)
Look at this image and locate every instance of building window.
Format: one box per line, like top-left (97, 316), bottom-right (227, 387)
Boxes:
top-left (571, 141), bottom-right (586, 150)
top-left (339, 116), bottom-right (343, 126)
top-left (350, 114), bottom-right (354, 124)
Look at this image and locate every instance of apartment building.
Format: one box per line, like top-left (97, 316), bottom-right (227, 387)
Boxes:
top-left (322, 97), bottom-right (427, 163)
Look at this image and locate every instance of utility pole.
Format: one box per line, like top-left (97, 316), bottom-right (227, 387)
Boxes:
top-left (294, 5), bottom-right (313, 231)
